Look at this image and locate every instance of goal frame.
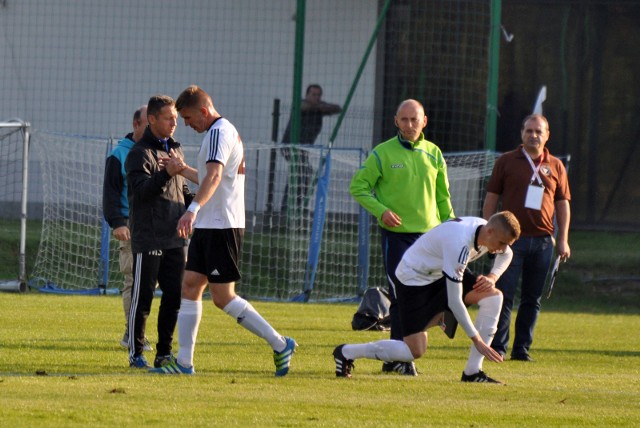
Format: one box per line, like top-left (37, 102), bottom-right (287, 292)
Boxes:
top-left (0, 119), bottom-right (30, 292)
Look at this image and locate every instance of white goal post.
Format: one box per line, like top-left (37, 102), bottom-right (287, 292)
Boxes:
top-left (0, 119), bottom-right (30, 292)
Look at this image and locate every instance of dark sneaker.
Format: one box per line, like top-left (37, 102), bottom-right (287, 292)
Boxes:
top-left (511, 354), bottom-right (534, 362)
top-left (382, 361), bottom-right (418, 376)
top-left (333, 344), bottom-right (354, 378)
top-left (129, 355), bottom-right (151, 369)
top-left (461, 370), bottom-right (503, 384)
top-left (154, 353), bottom-right (176, 368)
top-left (274, 337), bottom-right (297, 377)
top-left (149, 360), bottom-right (195, 375)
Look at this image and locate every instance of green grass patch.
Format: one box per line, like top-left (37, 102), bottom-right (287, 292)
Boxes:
top-left (547, 231), bottom-right (640, 313)
top-left (0, 219), bottom-right (41, 280)
top-left (0, 293), bottom-right (639, 426)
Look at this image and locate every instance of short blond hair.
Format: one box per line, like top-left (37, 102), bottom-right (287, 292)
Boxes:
top-left (175, 85), bottom-right (213, 111)
top-left (488, 211), bottom-right (521, 241)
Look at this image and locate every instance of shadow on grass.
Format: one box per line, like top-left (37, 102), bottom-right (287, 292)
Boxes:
top-left (528, 348), bottom-right (640, 358)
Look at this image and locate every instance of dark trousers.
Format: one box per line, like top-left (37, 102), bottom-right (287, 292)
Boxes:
top-left (281, 148), bottom-right (312, 213)
top-left (128, 247), bottom-right (185, 358)
top-left (380, 229), bottom-right (423, 342)
top-left (492, 235), bottom-right (554, 357)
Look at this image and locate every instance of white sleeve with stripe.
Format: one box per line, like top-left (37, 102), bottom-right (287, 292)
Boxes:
top-left (443, 244), bottom-right (479, 338)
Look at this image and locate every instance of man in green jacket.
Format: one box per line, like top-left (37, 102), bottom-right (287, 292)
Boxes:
top-left (350, 99), bottom-right (455, 375)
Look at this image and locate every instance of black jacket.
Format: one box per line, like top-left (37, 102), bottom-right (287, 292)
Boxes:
top-left (125, 127), bottom-right (193, 253)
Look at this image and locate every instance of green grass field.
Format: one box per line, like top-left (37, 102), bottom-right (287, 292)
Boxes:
top-left (2, 225), bottom-right (639, 425)
top-left (1, 293), bottom-right (639, 427)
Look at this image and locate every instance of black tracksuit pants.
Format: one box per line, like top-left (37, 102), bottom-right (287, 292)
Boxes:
top-left (128, 247), bottom-right (184, 359)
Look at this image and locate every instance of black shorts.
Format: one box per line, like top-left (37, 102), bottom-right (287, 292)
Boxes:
top-left (394, 270), bottom-right (476, 337)
top-left (185, 228), bottom-right (244, 283)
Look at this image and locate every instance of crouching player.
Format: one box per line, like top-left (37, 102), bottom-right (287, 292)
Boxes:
top-left (333, 212), bottom-right (520, 383)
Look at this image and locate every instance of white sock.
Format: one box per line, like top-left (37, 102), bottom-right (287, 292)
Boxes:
top-left (343, 340), bottom-right (414, 362)
top-left (176, 298), bottom-right (202, 368)
top-left (223, 296), bottom-right (286, 352)
top-left (464, 294), bottom-right (502, 375)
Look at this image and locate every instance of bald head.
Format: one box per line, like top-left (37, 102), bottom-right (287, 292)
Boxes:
top-left (394, 99), bottom-right (427, 142)
top-left (396, 99), bottom-right (424, 116)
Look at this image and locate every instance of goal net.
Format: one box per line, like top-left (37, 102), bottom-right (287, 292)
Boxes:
top-left (0, 120), bottom-right (30, 292)
top-left (29, 131), bottom-right (497, 300)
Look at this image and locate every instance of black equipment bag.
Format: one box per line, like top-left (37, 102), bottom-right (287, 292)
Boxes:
top-left (351, 287), bottom-right (392, 331)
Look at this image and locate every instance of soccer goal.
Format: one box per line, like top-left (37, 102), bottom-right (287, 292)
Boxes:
top-left (28, 131), bottom-right (497, 300)
top-left (0, 119), bottom-right (30, 292)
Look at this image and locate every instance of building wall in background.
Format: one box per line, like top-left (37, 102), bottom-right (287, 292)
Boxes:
top-left (0, 0), bottom-right (377, 148)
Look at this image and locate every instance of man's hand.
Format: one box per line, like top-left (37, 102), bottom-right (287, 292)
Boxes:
top-left (112, 225), bottom-right (130, 241)
top-left (472, 273), bottom-right (497, 292)
top-left (381, 210), bottom-right (402, 228)
top-left (556, 240), bottom-right (571, 262)
top-left (165, 152), bottom-right (187, 177)
top-left (157, 156), bottom-right (169, 171)
top-left (471, 335), bottom-right (503, 363)
top-left (159, 149), bottom-right (187, 176)
top-left (177, 211), bottom-right (196, 238)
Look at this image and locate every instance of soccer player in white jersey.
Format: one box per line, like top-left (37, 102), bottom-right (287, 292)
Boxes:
top-left (150, 85), bottom-right (297, 376)
top-left (333, 212), bottom-right (521, 383)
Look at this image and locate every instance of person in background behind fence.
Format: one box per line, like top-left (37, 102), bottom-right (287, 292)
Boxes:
top-left (149, 85), bottom-right (297, 376)
top-left (280, 84), bottom-right (341, 213)
top-left (349, 99), bottom-right (455, 376)
top-left (125, 95), bottom-right (195, 369)
top-left (101, 105), bottom-right (152, 352)
top-left (483, 113), bottom-right (571, 362)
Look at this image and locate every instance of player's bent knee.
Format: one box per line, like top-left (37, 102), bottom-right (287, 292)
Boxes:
top-left (410, 346), bottom-right (426, 359)
top-left (181, 282), bottom-right (206, 301)
top-left (212, 294), bottom-right (230, 310)
top-left (488, 287), bottom-right (502, 298)
top-left (466, 287), bottom-right (502, 306)
top-left (404, 333), bottom-right (427, 359)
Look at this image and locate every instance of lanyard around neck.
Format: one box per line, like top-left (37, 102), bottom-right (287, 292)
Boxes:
top-left (521, 147), bottom-right (544, 185)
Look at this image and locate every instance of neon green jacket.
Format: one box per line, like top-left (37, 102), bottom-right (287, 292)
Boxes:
top-left (350, 133), bottom-right (454, 233)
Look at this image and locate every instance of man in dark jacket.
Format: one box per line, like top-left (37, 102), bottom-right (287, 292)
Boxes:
top-left (124, 94), bottom-right (195, 369)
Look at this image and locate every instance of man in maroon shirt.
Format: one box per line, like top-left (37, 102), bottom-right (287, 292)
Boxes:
top-left (483, 114), bottom-right (571, 362)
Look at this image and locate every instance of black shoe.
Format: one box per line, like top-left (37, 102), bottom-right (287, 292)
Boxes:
top-left (461, 370), bottom-right (503, 384)
top-left (382, 361), bottom-right (418, 376)
top-left (333, 345), bottom-right (354, 378)
top-left (511, 354), bottom-right (534, 362)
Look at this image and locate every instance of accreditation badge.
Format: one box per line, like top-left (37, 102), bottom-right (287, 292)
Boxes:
top-left (524, 183), bottom-right (544, 210)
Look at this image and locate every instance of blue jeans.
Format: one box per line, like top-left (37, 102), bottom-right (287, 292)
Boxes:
top-left (492, 235), bottom-right (554, 357)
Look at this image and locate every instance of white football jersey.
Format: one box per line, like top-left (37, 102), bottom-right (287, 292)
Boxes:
top-left (194, 118), bottom-right (245, 229)
top-left (396, 217), bottom-right (489, 286)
